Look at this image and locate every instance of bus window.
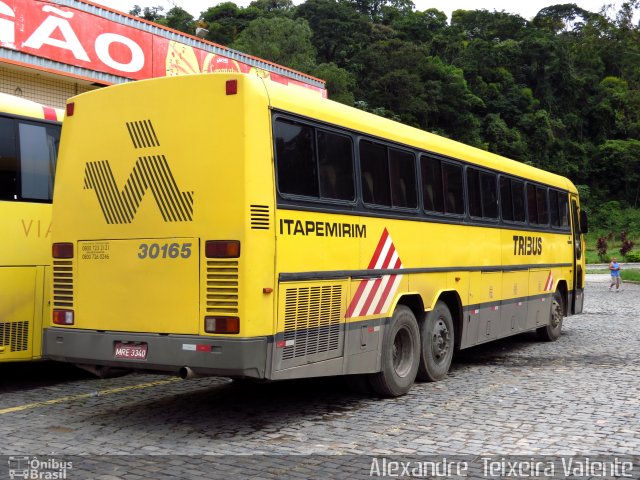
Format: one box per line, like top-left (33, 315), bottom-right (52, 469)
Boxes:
top-left (549, 190), bottom-right (559, 226)
top-left (420, 155), bottom-right (444, 213)
top-left (500, 176), bottom-right (513, 221)
top-left (360, 140), bottom-right (390, 206)
top-left (549, 190), bottom-right (570, 229)
top-left (527, 183), bottom-right (538, 224)
top-left (0, 117), bottom-right (17, 200)
top-left (467, 167), bottom-right (496, 219)
top-left (481, 172), bottom-right (498, 219)
top-left (467, 168), bottom-right (481, 217)
top-left (512, 180), bottom-right (526, 222)
top-left (527, 183), bottom-right (549, 225)
top-left (274, 118), bottom-right (317, 197)
top-left (501, 177), bottom-right (526, 223)
top-left (443, 162), bottom-right (464, 215)
top-left (558, 192), bottom-right (569, 228)
top-left (389, 148), bottom-right (416, 208)
top-left (19, 122), bottom-right (59, 201)
top-left (317, 129), bottom-right (354, 201)
top-left (536, 187), bottom-right (549, 225)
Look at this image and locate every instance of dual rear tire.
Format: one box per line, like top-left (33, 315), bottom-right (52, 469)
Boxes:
top-left (367, 302), bottom-right (454, 397)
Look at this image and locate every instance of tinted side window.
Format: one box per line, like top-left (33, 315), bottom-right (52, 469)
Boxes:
top-left (481, 171), bottom-right (498, 219)
top-left (527, 184), bottom-right (549, 225)
top-left (0, 117), bottom-right (17, 200)
top-left (557, 192), bottom-right (569, 228)
top-left (512, 180), bottom-right (526, 222)
top-left (420, 155), bottom-right (444, 213)
top-left (527, 183), bottom-right (538, 224)
top-left (549, 189), bottom-right (569, 228)
top-left (389, 148), bottom-right (416, 208)
top-left (19, 122), bottom-right (59, 201)
top-left (317, 129), bottom-right (354, 201)
top-left (468, 168), bottom-right (497, 219)
top-left (360, 140), bottom-right (390, 206)
top-left (467, 168), bottom-right (481, 217)
top-left (500, 177), bottom-right (513, 221)
top-left (536, 187), bottom-right (548, 225)
top-left (275, 119), bottom-right (317, 197)
top-left (443, 163), bottom-right (464, 215)
top-left (549, 190), bottom-right (559, 226)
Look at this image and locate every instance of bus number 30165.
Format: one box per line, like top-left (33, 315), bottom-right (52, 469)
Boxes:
top-left (137, 242), bottom-right (192, 259)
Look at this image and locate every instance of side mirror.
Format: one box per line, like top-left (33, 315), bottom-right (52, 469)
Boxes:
top-left (580, 210), bottom-right (588, 234)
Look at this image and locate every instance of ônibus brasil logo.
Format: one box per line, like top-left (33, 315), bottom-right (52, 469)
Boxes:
top-left (83, 120), bottom-right (193, 224)
top-left (8, 456), bottom-right (72, 479)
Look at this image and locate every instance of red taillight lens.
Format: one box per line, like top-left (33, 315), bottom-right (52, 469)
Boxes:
top-left (226, 79), bottom-right (237, 95)
top-left (205, 317), bottom-right (239, 334)
top-left (52, 242), bottom-right (74, 259)
top-left (205, 240), bottom-right (240, 258)
top-left (53, 309), bottom-right (74, 325)
top-left (66, 102), bottom-right (75, 116)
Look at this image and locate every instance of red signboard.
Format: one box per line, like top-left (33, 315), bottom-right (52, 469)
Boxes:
top-left (0, 0), bottom-right (325, 94)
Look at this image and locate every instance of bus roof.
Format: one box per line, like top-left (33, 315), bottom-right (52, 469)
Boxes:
top-left (0, 93), bottom-right (63, 122)
top-left (262, 77), bottom-right (577, 194)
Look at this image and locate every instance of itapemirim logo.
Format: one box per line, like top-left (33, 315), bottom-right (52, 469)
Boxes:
top-left (83, 120), bottom-right (194, 224)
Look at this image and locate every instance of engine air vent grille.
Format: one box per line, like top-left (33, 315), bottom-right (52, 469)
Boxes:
top-left (0, 321), bottom-right (29, 352)
top-left (206, 260), bottom-right (239, 314)
top-left (250, 205), bottom-right (270, 230)
top-left (282, 285), bottom-right (342, 360)
top-left (53, 260), bottom-right (74, 308)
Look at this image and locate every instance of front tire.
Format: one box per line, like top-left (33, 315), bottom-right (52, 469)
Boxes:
top-left (417, 301), bottom-right (454, 382)
top-left (369, 305), bottom-right (420, 397)
top-left (537, 290), bottom-right (563, 341)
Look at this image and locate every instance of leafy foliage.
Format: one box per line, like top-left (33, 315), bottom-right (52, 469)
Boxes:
top-left (132, 1), bottom-right (640, 230)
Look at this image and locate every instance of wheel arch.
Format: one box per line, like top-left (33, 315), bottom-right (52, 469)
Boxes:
top-left (556, 279), bottom-right (568, 316)
top-left (394, 291), bottom-right (463, 349)
top-left (436, 290), bottom-right (463, 349)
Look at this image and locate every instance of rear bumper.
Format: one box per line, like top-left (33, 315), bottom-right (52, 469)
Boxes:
top-left (44, 327), bottom-right (269, 379)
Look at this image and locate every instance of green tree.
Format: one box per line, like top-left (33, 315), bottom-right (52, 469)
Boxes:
top-left (295, 0), bottom-right (370, 65)
top-left (312, 63), bottom-right (356, 105)
top-left (164, 6), bottom-right (195, 34)
top-left (231, 17), bottom-right (317, 73)
top-left (201, 3), bottom-right (258, 45)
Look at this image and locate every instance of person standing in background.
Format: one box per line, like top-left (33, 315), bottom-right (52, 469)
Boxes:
top-left (609, 257), bottom-right (622, 292)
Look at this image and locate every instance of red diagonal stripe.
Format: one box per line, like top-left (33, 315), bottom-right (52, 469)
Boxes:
top-left (359, 243), bottom-right (398, 314)
top-left (368, 228), bottom-right (389, 269)
top-left (373, 257), bottom-right (403, 314)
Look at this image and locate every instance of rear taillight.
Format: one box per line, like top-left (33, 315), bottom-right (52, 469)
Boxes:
top-left (205, 316), bottom-right (239, 334)
top-left (53, 309), bottom-right (74, 325)
top-left (226, 79), bottom-right (237, 95)
top-left (205, 240), bottom-right (240, 258)
top-left (52, 242), bottom-right (74, 259)
top-left (66, 102), bottom-right (75, 117)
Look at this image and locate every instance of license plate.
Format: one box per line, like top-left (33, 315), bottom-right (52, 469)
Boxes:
top-left (114, 342), bottom-right (148, 360)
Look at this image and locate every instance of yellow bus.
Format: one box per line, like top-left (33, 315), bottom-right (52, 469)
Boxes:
top-left (44, 73), bottom-right (587, 396)
top-left (0, 93), bottom-right (62, 363)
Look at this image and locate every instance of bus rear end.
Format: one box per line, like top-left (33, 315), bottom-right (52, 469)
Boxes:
top-left (0, 93), bottom-right (61, 363)
top-left (45, 74), bottom-right (276, 378)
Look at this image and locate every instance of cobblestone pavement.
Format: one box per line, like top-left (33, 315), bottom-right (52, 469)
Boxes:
top-left (1, 275), bottom-right (639, 479)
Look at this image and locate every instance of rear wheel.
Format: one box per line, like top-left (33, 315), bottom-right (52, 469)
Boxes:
top-left (369, 305), bottom-right (420, 397)
top-left (537, 290), bottom-right (563, 341)
top-left (417, 301), bottom-right (454, 382)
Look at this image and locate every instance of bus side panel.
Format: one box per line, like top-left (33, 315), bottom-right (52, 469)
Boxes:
top-left (527, 269), bottom-right (553, 330)
top-left (0, 267), bottom-right (36, 361)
